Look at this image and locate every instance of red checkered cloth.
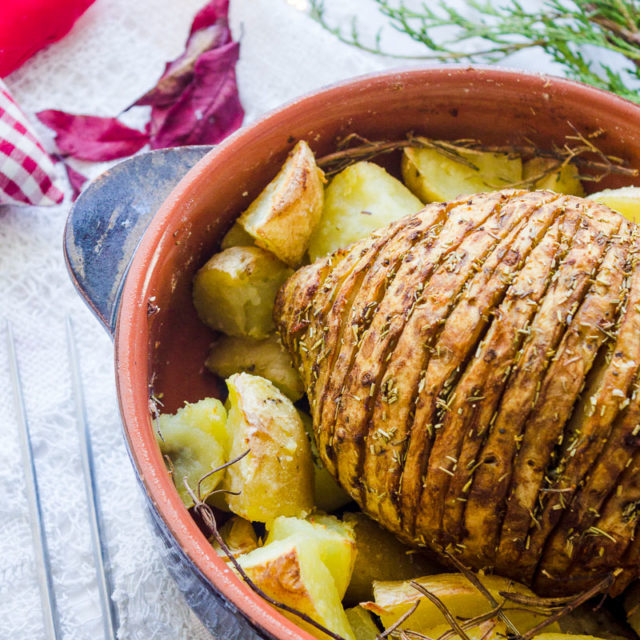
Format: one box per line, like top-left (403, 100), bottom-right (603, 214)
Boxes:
top-left (0, 80), bottom-right (64, 207)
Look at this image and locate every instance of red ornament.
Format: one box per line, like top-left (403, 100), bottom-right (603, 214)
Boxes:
top-left (0, 0), bottom-right (96, 77)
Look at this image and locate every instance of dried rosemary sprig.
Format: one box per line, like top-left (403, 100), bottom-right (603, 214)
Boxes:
top-left (310, 0), bottom-right (640, 104)
top-left (444, 551), bottom-right (521, 636)
top-left (195, 449), bottom-right (250, 502)
top-left (409, 581), bottom-right (475, 640)
top-left (316, 130), bottom-right (638, 185)
top-left (380, 600), bottom-right (421, 638)
top-left (375, 553), bottom-right (615, 640)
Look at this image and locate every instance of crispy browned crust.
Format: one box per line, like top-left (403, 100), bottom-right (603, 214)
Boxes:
top-left (331, 191), bottom-right (512, 510)
top-left (531, 233), bottom-right (640, 593)
top-left (458, 206), bottom-right (599, 569)
top-left (319, 205), bottom-right (452, 502)
top-left (410, 191), bottom-right (561, 546)
top-left (456, 213), bottom-right (569, 567)
top-left (535, 448), bottom-right (640, 595)
top-left (513, 222), bottom-right (631, 583)
top-left (560, 386), bottom-right (640, 578)
top-left (598, 454), bottom-right (640, 565)
top-left (379, 191), bottom-right (522, 533)
top-left (523, 224), bottom-right (639, 583)
top-left (436, 194), bottom-right (565, 548)
top-left (311, 223), bottom-right (411, 476)
top-left (358, 194), bottom-right (512, 531)
top-left (615, 504), bottom-right (640, 594)
top-left (274, 259), bottom-right (332, 369)
top-left (288, 230), bottom-right (390, 477)
top-left (494, 206), bottom-right (623, 577)
top-left (274, 189), bottom-right (638, 595)
top-left (300, 238), bottom-right (376, 391)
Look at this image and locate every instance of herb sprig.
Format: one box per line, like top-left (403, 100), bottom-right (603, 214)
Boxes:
top-left (310, 0), bottom-right (640, 103)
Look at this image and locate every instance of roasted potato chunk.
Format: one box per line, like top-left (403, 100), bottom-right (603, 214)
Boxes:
top-left (223, 373), bottom-right (314, 522)
top-left (212, 515), bottom-right (259, 560)
top-left (220, 222), bottom-right (255, 249)
top-left (266, 514), bottom-right (356, 599)
top-left (588, 186), bottom-right (640, 223)
top-left (237, 140), bottom-right (325, 267)
top-left (155, 398), bottom-right (228, 508)
top-left (345, 606), bottom-right (379, 640)
top-left (523, 157), bottom-right (584, 195)
top-left (193, 246), bottom-right (292, 339)
top-left (205, 334), bottom-right (303, 401)
top-left (238, 534), bottom-right (355, 640)
top-left (363, 573), bottom-right (558, 635)
top-left (402, 145), bottom-right (522, 202)
top-left (298, 410), bottom-right (352, 512)
top-left (307, 161), bottom-right (423, 260)
top-left (343, 512), bottom-right (441, 605)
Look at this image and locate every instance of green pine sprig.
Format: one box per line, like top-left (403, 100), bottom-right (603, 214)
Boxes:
top-left (310, 0), bottom-right (640, 103)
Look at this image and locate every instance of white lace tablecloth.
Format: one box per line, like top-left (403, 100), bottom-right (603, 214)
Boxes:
top-left (0, 0), bottom-right (588, 638)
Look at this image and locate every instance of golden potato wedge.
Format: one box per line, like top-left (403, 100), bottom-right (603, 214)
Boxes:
top-left (307, 161), bottom-right (423, 260)
top-left (238, 534), bottom-right (355, 640)
top-left (220, 222), bottom-right (255, 249)
top-left (342, 512), bottom-right (442, 606)
top-left (205, 334), bottom-right (303, 401)
top-left (402, 145), bottom-right (522, 203)
top-left (212, 515), bottom-right (259, 560)
top-left (237, 140), bottom-right (325, 267)
top-left (193, 246), bottom-right (292, 339)
top-left (523, 157), bottom-right (584, 195)
top-left (496, 216), bottom-right (626, 581)
top-left (345, 606), bottom-right (379, 640)
top-left (155, 398), bottom-right (228, 508)
top-left (362, 573), bottom-right (558, 635)
top-left (587, 186), bottom-right (640, 223)
top-left (223, 373), bottom-right (314, 522)
top-left (266, 514), bottom-right (356, 599)
top-left (298, 410), bottom-right (352, 512)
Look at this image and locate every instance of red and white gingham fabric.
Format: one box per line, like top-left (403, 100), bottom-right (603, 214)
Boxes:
top-left (0, 79), bottom-right (63, 207)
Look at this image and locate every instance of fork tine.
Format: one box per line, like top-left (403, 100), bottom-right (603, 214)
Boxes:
top-left (66, 317), bottom-right (118, 640)
top-left (7, 321), bottom-right (62, 640)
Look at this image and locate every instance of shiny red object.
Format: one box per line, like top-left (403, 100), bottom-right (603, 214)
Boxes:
top-left (0, 0), bottom-right (96, 77)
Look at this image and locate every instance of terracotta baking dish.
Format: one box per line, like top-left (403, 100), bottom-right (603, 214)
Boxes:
top-left (65, 67), bottom-right (640, 639)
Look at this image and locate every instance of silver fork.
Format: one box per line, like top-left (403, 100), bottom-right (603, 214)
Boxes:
top-left (7, 319), bottom-right (118, 640)
top-left (7, 321), bottom-right (61, 640)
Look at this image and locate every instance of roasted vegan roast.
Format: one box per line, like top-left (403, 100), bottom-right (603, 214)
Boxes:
top-left (274, 189), bottom-right (640, 596)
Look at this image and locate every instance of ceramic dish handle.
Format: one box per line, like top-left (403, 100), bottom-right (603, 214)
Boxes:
top-left (64, 146), bottom-right (213, 336)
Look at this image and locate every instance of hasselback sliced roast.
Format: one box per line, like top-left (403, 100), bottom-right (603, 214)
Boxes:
top-left (274, 189), bottom-right (640, 596)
